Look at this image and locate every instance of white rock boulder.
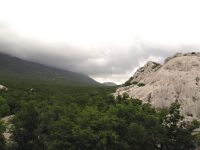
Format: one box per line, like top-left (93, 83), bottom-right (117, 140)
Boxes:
top-left (0, 85), bottom-right (8, 91)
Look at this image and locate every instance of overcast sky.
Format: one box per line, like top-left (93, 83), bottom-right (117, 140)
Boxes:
top-left (0, 0), bottom-right (200, 84)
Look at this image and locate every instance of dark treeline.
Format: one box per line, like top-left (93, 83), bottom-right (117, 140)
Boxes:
top-left (0, 82), bottom-right (200, 150)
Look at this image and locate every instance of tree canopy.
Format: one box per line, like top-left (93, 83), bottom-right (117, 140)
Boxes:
top-left (0, 82), bottom-right (200, 150)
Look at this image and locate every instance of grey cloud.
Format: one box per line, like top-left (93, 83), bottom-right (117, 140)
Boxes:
top-left (0, 24), bottom-right (199, 83)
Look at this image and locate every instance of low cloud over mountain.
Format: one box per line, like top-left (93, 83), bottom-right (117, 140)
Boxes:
top-left (0, 0), bottom-right (200, 83)
top-left (0, 27), bottom-right (199, 83)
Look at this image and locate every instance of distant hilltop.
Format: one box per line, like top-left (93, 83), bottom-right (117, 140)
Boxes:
top-left (0, 52), bottom-right (100, 86)
top-left (115, 52), bottom-right (200, 120)
top-left (102, 82), bottom-right (117, 86)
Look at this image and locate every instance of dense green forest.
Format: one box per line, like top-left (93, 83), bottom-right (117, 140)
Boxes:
top-left (0, 81), bottom-right (200, 150)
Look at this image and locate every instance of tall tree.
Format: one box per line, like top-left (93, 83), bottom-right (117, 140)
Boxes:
top-left (162, 101), bottom-right (200, 150)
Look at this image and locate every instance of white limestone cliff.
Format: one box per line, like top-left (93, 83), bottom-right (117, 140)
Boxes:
top-left (115, 52), bottom-right (200, 120)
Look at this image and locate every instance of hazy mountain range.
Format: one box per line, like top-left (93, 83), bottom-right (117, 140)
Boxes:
top-left (0, 53), bottom-right (100, 86)
top-left (102, 82), bottom-right (117, 86)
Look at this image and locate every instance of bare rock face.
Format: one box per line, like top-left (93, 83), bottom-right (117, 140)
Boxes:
top-left (1, 115), bottom-right (14, 143)
top-left (115, 52), bottom-right (200, 120)
top-left (129, 61), bottom-right (162, 84)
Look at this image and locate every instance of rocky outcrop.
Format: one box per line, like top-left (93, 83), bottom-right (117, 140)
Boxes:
top-left (129, 61), bottom-right (162, 84)
top-left (115, 52), bottom-right (200, 120)
top-left (0, 85), bottom-right (8, 91)
top-left (1, 115), bottom-right (14, 143)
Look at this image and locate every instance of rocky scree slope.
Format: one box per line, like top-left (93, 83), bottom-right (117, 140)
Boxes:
top-left (115, 52), bottom-right (200, 120)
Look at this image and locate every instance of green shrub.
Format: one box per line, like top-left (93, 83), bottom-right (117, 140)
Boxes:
top-left (124, 81), bottom-right (132, 86)
top-left (137, 83), bottom-right (145, 87)
top-left (0, 121), bottom-right (6, 150)
top-left (0, 96), bottom-right (10, 118)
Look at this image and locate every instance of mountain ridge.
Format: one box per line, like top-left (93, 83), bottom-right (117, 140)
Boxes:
top-left (0, 52), bottom-right (100, 86)
top-left (102, 82), bottom-right (117, 86)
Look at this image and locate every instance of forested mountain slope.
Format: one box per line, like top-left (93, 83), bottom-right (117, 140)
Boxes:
top-left (0, 53), bottom-right (100, 86)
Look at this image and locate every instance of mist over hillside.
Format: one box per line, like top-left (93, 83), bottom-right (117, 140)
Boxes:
top-left (1, 0), bottom-right (200, 149)
top-left (0, 52), bottom-right (100, 86)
